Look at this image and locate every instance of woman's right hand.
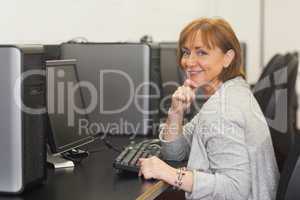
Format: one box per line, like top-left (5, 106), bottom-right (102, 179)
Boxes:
top-left (170, 79), bottom-right (197, 115)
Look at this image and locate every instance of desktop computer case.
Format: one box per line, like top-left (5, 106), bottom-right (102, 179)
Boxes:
top-left (0, 45), bottom-right (47, 193)
top-left (61, 43), bottom-right (160, 135)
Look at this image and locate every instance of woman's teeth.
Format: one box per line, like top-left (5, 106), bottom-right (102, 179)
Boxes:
top-left (187, 70), bottom-right (203, 75)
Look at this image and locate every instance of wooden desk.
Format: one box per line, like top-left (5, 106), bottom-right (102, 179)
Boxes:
top-left (136, 180), bottom-right (169, 200)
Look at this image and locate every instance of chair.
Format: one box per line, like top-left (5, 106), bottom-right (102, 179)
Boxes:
top-left (275, 53), bottom-right (300, 200)
top-left (253, 54), bottom-right (286, 116)
top-left (253, 53), bottom-right (298, 171)
top-left (276, 132), bottom-right (300, 200)
top-left (253, 52), bottom-right (300, 199)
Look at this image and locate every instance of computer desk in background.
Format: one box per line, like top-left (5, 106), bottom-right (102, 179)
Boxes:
top-left (0, 136), bottom-right (184, 200)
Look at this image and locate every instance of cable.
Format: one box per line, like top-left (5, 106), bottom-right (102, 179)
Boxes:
top-left (87, 147), bottom-right (107, 154)
top-left (61, 149), bottom-right (89, 164)
top-left (93, 132), bottom-right (123, 153)
top-left (102, 138), bottom-right (122, 153)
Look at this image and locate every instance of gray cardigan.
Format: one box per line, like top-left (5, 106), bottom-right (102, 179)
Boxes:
top-left (159, 77), bottom-right (279, 200)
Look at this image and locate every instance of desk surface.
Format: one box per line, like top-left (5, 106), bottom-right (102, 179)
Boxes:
top-left (0, 137), bottom-right (170, 200)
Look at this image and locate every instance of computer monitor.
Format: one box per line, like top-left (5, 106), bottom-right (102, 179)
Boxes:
top-left (46, 59), bottom-right (94, 155)
top-left (159, 42), bottom-right (184, 116)
top-left (240, 42), bottom-right (247, 75)
top-left (60, 43), bottom-right (151, 135)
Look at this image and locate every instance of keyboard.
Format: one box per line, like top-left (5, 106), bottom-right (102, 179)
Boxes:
top-left (113, 139), bottom-right (161, 173)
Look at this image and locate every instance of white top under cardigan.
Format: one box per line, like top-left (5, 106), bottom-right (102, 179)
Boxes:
top-left (159, 76), bottom-right (280, 200)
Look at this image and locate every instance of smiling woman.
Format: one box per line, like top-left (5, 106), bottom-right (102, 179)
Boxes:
top-left (177, 18), bottom-right (245, 96)
top-left (138, 17), bottom-right (279, 200)
top-left (178, 18), bottom-right (245, 82)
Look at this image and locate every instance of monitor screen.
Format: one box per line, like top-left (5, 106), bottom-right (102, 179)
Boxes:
top-left (159, 42), bottom-right (184, 115)
top-left (46, 59), bottom-right (94, 154)
top-left (60, 43), bottom-right (151, 135)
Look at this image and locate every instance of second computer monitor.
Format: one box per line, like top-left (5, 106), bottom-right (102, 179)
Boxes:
top-left (159, 42), bottom-right (184, 115)
top-left (60, 43), bottom-right (152, 135)
top-left (46, 59), bottom-right (94, 154)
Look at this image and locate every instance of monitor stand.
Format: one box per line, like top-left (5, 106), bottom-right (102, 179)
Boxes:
top-left (47, 153), bottom-right (75, 169)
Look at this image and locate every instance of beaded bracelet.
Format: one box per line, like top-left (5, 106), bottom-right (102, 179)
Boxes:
top-left (173, 167), bottom-right (187, 190)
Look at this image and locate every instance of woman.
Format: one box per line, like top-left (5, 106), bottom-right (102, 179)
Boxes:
top-left (138, 18), bottom-right (279, 200)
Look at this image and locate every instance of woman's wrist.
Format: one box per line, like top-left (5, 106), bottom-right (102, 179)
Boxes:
top-left (161, 167), bottom-right (193, 193)
top-left (167, 108), bottom-right (184, 125)
top-left (168, 107), bottom-right (184, 117)
top-left (160, 166), bottom-right (177, 184)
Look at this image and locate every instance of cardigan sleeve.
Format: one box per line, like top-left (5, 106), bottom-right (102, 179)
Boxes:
top-left (159, 116), bottom-right (197, 161)
top-left (186, 112), bottom-right (251, 200)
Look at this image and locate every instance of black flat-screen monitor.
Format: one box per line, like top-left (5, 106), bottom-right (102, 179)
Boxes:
top-left (159, 42), bottom-right (184, 115)
top-left (60, 43), bottom-right (151, 135)
top-left (46, 59), bottom-right (94, 154)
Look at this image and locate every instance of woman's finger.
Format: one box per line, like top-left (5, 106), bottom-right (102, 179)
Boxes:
top-left (179, 93), bottom-right (186, 102)
top-left (184, 79), bottom-right (198, 91)
top-left (182, 86), bottom-right (193, 103)
top-left (174, 92), bottom-right (185, 102)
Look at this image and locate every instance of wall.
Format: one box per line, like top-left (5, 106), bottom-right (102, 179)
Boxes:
top-left (208, 0), bottom-right (262, 83)
top-left (264, 0), bottom-right (300, 64)
top-left (1, 0), bottom-right (262, 83)
top-left (1, 0), bottom-right (206, 43)
top-left (264, 0), bottom-right (300, 127)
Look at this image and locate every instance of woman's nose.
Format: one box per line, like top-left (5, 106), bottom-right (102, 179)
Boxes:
top-left (186, 54), bottom-right (198, 67)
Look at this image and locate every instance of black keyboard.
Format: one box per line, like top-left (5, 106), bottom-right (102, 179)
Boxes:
top-left (113, 139), bottom-right (161, 173)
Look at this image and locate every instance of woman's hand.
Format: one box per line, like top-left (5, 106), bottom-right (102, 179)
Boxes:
top-left (138, 156), bottom-right (193, 193)
top-left (138, 156), bottom-right (175, 181)
top-left (170, 79), bottom-right (197, 114)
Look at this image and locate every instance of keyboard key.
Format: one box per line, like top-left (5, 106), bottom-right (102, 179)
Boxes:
top-left (113, 139), bottom-right (161, 173)
top-left (115, 148), bottom-right (129, 163)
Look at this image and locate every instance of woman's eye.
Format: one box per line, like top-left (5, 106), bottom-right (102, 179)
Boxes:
top-left (181, 49), bottom-right (190, 57)
top-left (182, 51), bottom-right (189, 56)
top-left (196, 50), bottom-right (207, 56)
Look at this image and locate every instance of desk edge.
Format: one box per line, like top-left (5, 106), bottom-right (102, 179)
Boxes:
top-left (136, 181), bottom-right (170, 200)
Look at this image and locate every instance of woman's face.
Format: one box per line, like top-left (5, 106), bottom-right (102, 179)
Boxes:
top-left (180, 31), bottom-right (233, 94)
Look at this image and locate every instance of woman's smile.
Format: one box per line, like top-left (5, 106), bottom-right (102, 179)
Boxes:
top-left (186, 69), bottom-right (204, 76)
top-left (186, 69), bottom-right (204, 81)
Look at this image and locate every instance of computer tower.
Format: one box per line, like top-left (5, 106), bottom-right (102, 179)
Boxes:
top-left (0, 45), bottom-right (47, 193)
top-left (148, 43), bottom-right (163, 134)
top-left (44, 44), bottom-right (61, 61)
top-left (159, 42), bottom-right (183, 117)
top-left (60, 43), bottom-right (162, 136)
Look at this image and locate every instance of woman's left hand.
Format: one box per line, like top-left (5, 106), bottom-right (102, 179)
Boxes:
top-left (138, 156), bottom-right (174, 180)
